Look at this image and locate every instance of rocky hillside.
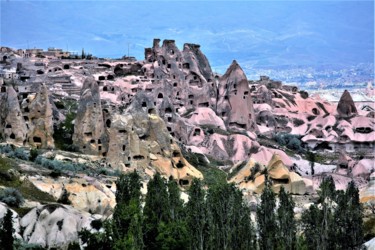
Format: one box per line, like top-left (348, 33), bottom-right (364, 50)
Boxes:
top-left (0, 40), bottom-right (374, 248)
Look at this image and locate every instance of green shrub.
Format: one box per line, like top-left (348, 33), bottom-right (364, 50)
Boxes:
top-left (13, 240), bottom-right (46, 250)
top-left (35, 155), bottom-right (88, 176)
top-left (29, 148), bottom-right (39, 162)
top-left (274, 133), bottom-right (303, 152)
top-left (0, 188), bottom-right (24, 207)
top-left (246, 162), bottom-right (261, 182)
top-left (274, 134), bottom-right (287, 145)
top-left (13, 148), bottom-right (29, 161)
top-left (287, 137), bottom-right (302, 151)
top-left (0, 145), bottom-right (13, 154)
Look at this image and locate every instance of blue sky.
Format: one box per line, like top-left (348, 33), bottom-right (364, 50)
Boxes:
top-left (1, 0), bottom-right (374, 71)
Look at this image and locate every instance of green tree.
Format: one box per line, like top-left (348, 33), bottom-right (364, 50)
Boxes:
top-left (332, 181), bottom-right (363, 249)
top-left (79, 171), bottom-right (143, 250)
top-left (277, 186), bottom-right (296, 250)
top-left (156, 178), bottom-right (189, 250)
top-left (206, 182), bottom-right (255, 249)
top-left (301, 204), bottom-right (322, 249)
top-left (235, 202), bottom-right (256, 250)
top-left (156, 221), bottom-right (189, 250)
top-left (186, 178), bottom-right (207, 250)
top-left (257, 179), bottom-right (278, 250)
top-left (81, 48), bottom-right (86, 59)
top-left (0, 209), bottom-right (14, 250)
top-left (113, 171), bottom-right (143, 249)
top-left (306, 151), bottom-right (316, 176)
top-left (317, 176), bottom-right (336, 203)
top-left (167, 178), bottom-right (185, 221)
top-left (79, 221), bottom-right (113, 250)
top-left (302, 176), bottom-right (336, 250)
top-left (143, 173), bottom-right (170, 250)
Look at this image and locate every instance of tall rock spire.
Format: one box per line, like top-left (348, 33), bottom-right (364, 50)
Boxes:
top-left (73, 77), bottom-right (107, 155)
top-left (336, 90), bottom-right (358, 118)
top-left (216, 60), bottom-right (257, 131)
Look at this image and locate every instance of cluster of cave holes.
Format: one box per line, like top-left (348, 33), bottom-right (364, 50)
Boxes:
top-left (103, 86), bottom-right (115, 92)
top-left (48, 67), bottom-right (62, 73)
top-left (99, 75), bottom-right (114, 81)
top-left (356, 127), bottom-right (374, 134)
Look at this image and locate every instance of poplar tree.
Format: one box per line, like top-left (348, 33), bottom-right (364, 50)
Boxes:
top-left (277, 186), bottom-right (296, 250)
top-left (301, 204), bottom-right (322, 249)
top-left (333, 181), bottom-right (363, 249)
top-left (257, 178), bottom-right (278, 250)
top-left (143, 173), bottom-right (170, 250)
top-left (0, 209), bottom-right (14, 249)
top-left (302, 176), bottom-right (336, 250)
top-left (186, 178), bottom-right (207, 250)
top-left (206, 182), bottom-right (255, 249)
top-left (113, 170), bottom-right (144, 249)
top-left (156, 178), bottom-right (188, 250)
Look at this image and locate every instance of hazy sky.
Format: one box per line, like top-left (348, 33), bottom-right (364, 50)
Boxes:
top-left (1, 0), bottom-right (374, 71)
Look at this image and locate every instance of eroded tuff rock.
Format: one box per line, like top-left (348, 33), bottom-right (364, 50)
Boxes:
top-left (21, 204), bottom-right (99, 248)
top-left (1, 40), bottom-right (374, 194)
top-left (0, 85), bottom-right (27, 145)
top-left (73, 76), bottom-right (108, 155)
top-left (337, 89), bottom-right (358, 118)
top-left (23, 83), bottom-right (55, 148)
top-left (360, 172), bottom-right (375, 203)
top-left (230, 154), bottom-right (311, 195)
top-left (28, 176), bottom-right (116, 216)
top-left (216, 60), bottom-right (257, 131)
top-left (143, 38), bottom-right (216, 116)
top-left (105, 93), bottom-right (203, 186)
